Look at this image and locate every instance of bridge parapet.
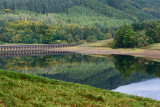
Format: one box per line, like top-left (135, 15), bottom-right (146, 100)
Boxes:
top-left (0, 43), bottom-right (81, 51)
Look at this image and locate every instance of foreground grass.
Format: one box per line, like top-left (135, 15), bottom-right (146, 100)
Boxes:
top-left (0, 70), bottom-right (160, 107)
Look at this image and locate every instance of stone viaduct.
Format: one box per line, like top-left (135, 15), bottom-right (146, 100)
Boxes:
top-left (0, 43), bottom-right (80, 51)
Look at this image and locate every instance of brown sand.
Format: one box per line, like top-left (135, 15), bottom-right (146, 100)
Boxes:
top-left (53, 47), bottom-right (160, 59)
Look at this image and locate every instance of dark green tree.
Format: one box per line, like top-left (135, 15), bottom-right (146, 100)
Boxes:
top-left (113, 25), bottom-right (135, 48)
top-left (145, 28), bottom-right (156, 44)
top-left (155, 25), bottom-right (160, 42)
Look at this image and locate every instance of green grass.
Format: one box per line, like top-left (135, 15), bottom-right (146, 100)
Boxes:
top-left (0, 41), bottom-right (5, 45)
top-left (81, 39), bottom-right (113, 48)
top-left (80, 39), bottom-right (145, 53)
top-left (143, 43), bottom-right (160, 50)
top-left (0, 70), bottom-right (160, 106)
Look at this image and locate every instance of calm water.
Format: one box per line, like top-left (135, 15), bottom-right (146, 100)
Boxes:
top-left (0, 52), bottom-right (160, 100)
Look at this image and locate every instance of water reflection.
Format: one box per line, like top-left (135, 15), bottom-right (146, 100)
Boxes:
top-left (113, 78), bottom-right (160, 101)
top-left (0, 50), bottom-right (73, 57)
top-left (0, 52), bottom-right (159, 91)
top-left (113, 55), bottom-right (160, 78)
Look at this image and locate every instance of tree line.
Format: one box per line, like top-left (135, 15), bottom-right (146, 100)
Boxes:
top-left (0, 21), bottom-right (112, 44)
top-left (113, 55), bottom-right (160, 78)
top-left (113, 20), bottom-right (160, 48)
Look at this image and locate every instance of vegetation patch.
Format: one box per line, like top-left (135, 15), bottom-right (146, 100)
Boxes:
top-left (0, 70), bottom-right (160, 106)
top-left (143, 43), bottom-right (160, 50)
top-left (0, 41), bottom-right (5, 45)
top-left (81, 39), bottom-right (113, 48)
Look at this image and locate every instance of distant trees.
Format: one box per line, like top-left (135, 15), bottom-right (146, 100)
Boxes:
top-left (155, 25), bottom-right (160, 42)
top-left (0, 0), bottom-right (159, 22)
top-left (113, 55), bottom-right (160, 78)
top-left (113, 25), bottom-right (135, 48)
top-left (114, 20), bottom-right (160, 48)
top-left (0, 0), bottom-right (159, 46)
top-left (0, 21), bottom-right (108, 44)
top-left (145, 29), bottom-right (156, 44)
top-left (0, 8), bottom-right (132, 35)
top-left (132, 23), bottom-right (145, 31)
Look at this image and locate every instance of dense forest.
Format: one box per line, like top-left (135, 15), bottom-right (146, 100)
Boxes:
top-left (0, 0), bottom-right (160, 21)
top-left (0, 0), bottom-right (160, 44)
top-left (113, 20), bottom-right (160, 48)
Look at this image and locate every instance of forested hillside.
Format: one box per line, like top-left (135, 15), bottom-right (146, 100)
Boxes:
top-left (113, 20), bottom-right (160, 48)
top-left (0, 0), bottom-right (160, 21)
top-left (0, 0), bottom-right (160, 44)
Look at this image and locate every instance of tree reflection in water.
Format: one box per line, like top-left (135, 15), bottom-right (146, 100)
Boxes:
top-left (0, 53), bottom-right (160, 90)
top-left (113, 55), bottom-right (160, 78)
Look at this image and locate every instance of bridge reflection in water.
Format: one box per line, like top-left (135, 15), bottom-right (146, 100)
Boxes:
top-left (0, 50), bottom-right (73, 58)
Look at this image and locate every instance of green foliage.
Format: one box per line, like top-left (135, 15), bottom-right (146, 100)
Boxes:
top-left (0, 0), bottom-right (159, 22)
top-left (87, 36), bottom-right (97, 42)
top-left (155, 25), bottom-right (160, 42)
top-left (107, 0), bottom-right (156, 21)
top-left (0, 41), bottom-right (5, 44)
top-left (132, 0), bottom-right (160, 18)
top-left (132, 22), bottom-right (145, 31)
top-left (0, 21), bottom-right (107, 44)
top-left (122, 29), bottom-right (135, 48)
top-left (115, 20), bottom-right (160, 48)
top-left (145, 28), bottom-right (156, 44)
top-left (0, 6), bottom-right (133, 30)
top-left (0, 0), bottom-right (159, 45)
top-left (135, 31), bottom-right (150, 47)
top-left (113, 25), bottom-right (135, 48)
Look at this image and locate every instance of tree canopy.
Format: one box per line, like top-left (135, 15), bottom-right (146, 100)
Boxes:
top-left (113, 25), bottom-right (135, 48)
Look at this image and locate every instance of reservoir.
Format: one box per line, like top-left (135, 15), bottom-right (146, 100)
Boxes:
top-left (0, 51), bottom-right (159, 100)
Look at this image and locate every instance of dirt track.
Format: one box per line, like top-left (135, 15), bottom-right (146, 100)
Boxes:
top-left (53, 47), bottom-right (160, 59)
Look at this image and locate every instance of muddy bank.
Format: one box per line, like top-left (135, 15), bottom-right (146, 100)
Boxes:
top-left (53, 47), bottom-right (160, 59)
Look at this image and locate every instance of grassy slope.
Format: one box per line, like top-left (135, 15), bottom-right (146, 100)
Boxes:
top-left (81, 39), bottom-right (113, 48)
top-left (143, 43), bottom-right (160, 50)
top-left (81, 39), bottom-right (160, 51)
top-left (0, 70), bottom-right (160, 107)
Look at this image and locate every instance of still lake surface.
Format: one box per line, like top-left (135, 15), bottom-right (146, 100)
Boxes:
top-left (0, 52), bottom-right (160, 100)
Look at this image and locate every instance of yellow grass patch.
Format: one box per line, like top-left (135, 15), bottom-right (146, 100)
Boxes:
top-left (81, 39), bottom-right (113, 47)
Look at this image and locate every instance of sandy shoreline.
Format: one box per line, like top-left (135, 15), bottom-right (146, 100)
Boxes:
top-left (53, 47), bottom-right (160, 59)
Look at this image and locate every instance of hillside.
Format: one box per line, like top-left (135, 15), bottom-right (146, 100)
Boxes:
top-left (0, 6), bottom-right (132, 28)
top-left (0, 0), bottom-right (160, 22)
top-left (0, 70), bottom-right (160, 106)
top-left (0, 0), bottom-right (160, 44)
